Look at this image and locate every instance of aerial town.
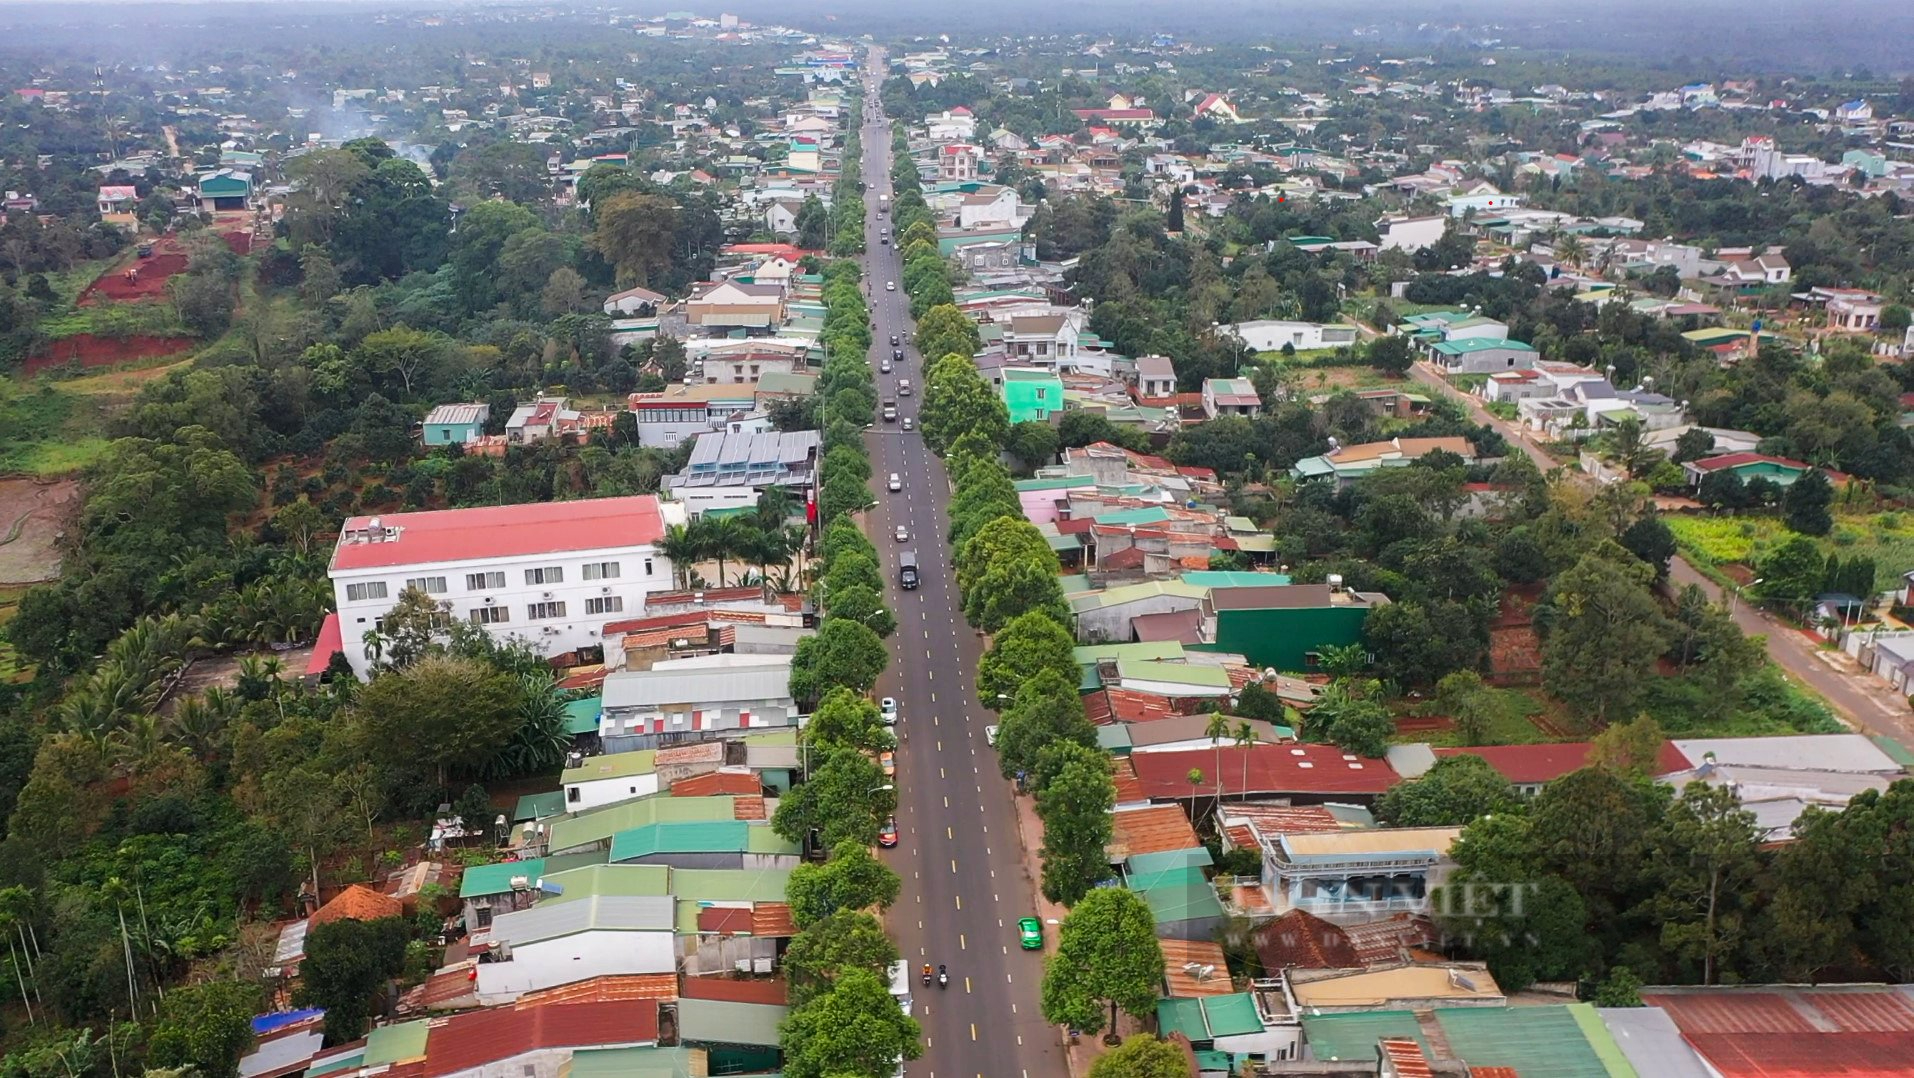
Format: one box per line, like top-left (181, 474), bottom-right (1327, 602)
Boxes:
top-left (2, 2), bottom-right (1914, 1076)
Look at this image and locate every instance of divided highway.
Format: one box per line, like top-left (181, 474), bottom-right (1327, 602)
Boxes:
top-left (854, 62), bottom-right (1068, 1078)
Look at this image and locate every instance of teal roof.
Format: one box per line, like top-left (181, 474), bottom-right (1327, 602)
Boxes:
top-left (1435, 1004), bottom-right (1630, 1078)
top-left (514, 791), bottom-right (567, 822)
top-left (1126, 847), bottom-right (1214, 874)
top-left (1097, 725), bottom-right (1133, 753)
top-left (1093, 506), bottom-right (1173, 526)
top-left (1157, 993), bottom-right (1263, 1042)
top-left (1128, 864), bottom-right (1208, 893)
top-left (1016, 475), bottom-right (1095, 492)
top-left (561, 697), bottom-right (603, 736)
top-left (1058, 575), bottom-right (1095, 595)
top-left (1139, 880), bottom-right (1224, 924)
top-left (1180, 571), bottom-right (1291, 589)
top-left (1068, 580), bottom-right (1208, 613)
top-left (1299, 1011), bottom-right (1427, 1060)
top-left (307, 1050), bottom-right (365, 1078)
top-left (1432, 337), bottom-right (1536, 355)
top-left (362, 1020), bottom-right (429, 1065)
top-left (547, 793), bottom-right (740, 853)
top-left (461, 858), bottom-right (544, 898)
top-left (611, 820), bottom-right (752, 861)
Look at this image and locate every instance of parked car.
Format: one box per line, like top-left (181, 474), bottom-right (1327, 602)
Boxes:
top-left (1018, 917), bottom-right (1043, 950)
top-left (879, 818), bottom-right (899, 848)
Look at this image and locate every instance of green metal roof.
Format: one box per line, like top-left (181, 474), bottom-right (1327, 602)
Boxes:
top-left (1157, 993), bottom-right (1263, 1042)
top-left (673, 867), bottom-right (793, 903)
top-left (1096, 725), bottom-right (1133, 753)
top-left (538, 863), bottom-right (672, 902)
top-left (1074, 641), bottom-right (1185, 664)
top-left (1045, 532), bottom-right (1081, 553)
top-left (307, 1050), bottom-right (365, 1078)
top-left (1128, 864), bottom-right (1208, 892)
top-left (460, 858), bottom-right (544, 898)
top-left (1871, 734), bottom-right (1914, 767)
top-left (514, 791), bottom-right (567, 822)
top-left (567, 1047), bottom-right (704, 1078)
top-left (1015, 475), bottom-right (1095, 492)
top-left (1068, 580), bottom-right (1208, 613)
top-left (1435, 1004), bottom-right (1635, 1078)
top-left (1058, 574), bottom-right (1095, 595)
top-left (1431, 337), bottom-right (1536, 355)
top-left (1126, 847), bottom-right (1214, 874)
top-left (1299, 1011), bottom-right (1427, 1060)
top-left (362, 1020), bottom-right (429, 1065)
top-left (561, 697), bottom-right (603, 736)
top-left (1140, 880), bottom-right (1224, 924)
top-left (612, 820), bottom-right (753, 861)
top-left (1180, 571), bottom-right (1291, 589)
top-left (1115, 659), bottom-right (1233, 689)
top-left (562, 749), bottom-right (659, 785)
top-left (1094, 506), bottom-right (1173, 526)
top-left (677, 999), bottom-right (790, 1047)
top-left (547, 793), bottom-right (739, 853)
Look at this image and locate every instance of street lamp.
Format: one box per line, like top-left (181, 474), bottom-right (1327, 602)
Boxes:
top-left (1731, 578), bottom-right (1764, 616)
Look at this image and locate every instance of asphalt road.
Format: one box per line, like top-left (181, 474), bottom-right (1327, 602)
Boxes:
top-left (852, 65), bottom-right (1067, 1078)
top-left (1408, 361), bottom-right (1914, 750)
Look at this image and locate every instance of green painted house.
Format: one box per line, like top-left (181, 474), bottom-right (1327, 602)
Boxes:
top-left (195, 169), bottom-right (252, 211)
top-left (1001, 367), bottom-right (1063, 424)
top-left (422, 402), bottom-right (489, 445)
top-left (1191, 582), bottom-right (1385, 672)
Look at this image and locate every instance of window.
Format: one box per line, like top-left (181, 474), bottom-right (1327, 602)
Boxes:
top-left (567, 787), bottom-right (580, 803)
top-left (345, 582), bottom-right (388, 602)
top-left (467, 571), bottom-right (505, 591)
top-left (525, 566), bottom-right (564, 586)
top-left (528, 601), bottom-right (568, 620)
top-left (586, 596), bottom-right (624, 615)
top-left (405, 576), bottom-right (448, 595)
top-left (470, 606), bottom-right (509, 625)
top-left (1035, 387), bottom-right (1048, 400)
top-left (583, 561), bottom-right (621, 581)
top-left (643, 558), bottom-right (654, 577)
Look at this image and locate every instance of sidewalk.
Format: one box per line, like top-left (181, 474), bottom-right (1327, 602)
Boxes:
top-left (1008, 786), bottom-right (1148, 1075)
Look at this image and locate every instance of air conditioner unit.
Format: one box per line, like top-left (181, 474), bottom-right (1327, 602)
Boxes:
top-left (542, 591), bottom-right (554, 599)
top-left (601, 586), bottom-right (612, 594)
top-left (484, 596), bottom-right (496, 605)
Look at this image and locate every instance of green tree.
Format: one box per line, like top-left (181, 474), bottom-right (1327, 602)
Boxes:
top-left (1756, 535), bottom-right (1828, 611)
top-left (1594, 966), bottom-right (1644, 1007)
top-left (1587, 713), bottom-right (1667, 778)
top-left (350, 655), bottom-right (521, 786)
top-left (787, 841), bottom-right (903, 927)
top-left (590, 191), bottom-right (679, 287)
top-left (1536, 543), bottom-right (1672, 728)
top-left (1305, 679), bottom-right (1394, 757)
top-left (1646, 782), bottom-right (1761, 984)
top-left (773, 747), bottom-right (896, 850)
top-left (993, 670), bottom-right (1097, 784)
top-left (1374, 754), bottom-right (1520, 827)
top-left (803, 688), bottom-right (891, 755)
top-left (965, 559), bottom-right (1072, 635)
top-left (976, 609), bottom-right (1079, 709)
top-left (788, 619), bottom-right (889, 704)
top-left (1783, 468), bottom-right (1834, 537)
top-left (1040, 887), bottom-right (1164, 1038)
top-left (147, 980), bottom-right (264, 1078)
top-left (780, 968), bottom-right (922, 1078)
top-left (1037, 743), bottom-right (1116, 905)
top-left (1367, 334), bottom-right (1414, 374)
top-left (1435, 814), bottom-right (1593, 991)
top-left (782, 910), bottom-right (899, 1008)
top-left (828, 583), bottom-right (898, 638)
top-left (296, 917), bottom-right (409, 1043)
top-left (1088, 1034), bottom-right (1190, 1078)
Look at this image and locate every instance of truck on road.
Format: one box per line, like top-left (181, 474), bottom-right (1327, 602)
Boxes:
top-left (899, 551), bottom-right (919, 589)
top-left (882, 398), bottom-right (898, 422)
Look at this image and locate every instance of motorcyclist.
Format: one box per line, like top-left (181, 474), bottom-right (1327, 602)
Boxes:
top-left (937, 964), bottom-right (948, 988)
top-left (921, 963), bottom-right (932, 986)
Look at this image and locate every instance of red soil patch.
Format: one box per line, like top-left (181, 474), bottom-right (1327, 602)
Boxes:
top-left (1487, 584), bottom-right (1543, 684)
top-left (80, 236), bottom-right (189, 304)
top-left (1395, 715), bottom-right (1456, 734)
top-left (222, 230), bottom-right (253, 256)
top-left (22, 334), bottom-right (196, 375)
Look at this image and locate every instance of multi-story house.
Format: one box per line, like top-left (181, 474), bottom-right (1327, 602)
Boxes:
top-left (326, 496), bottom-right (679, 678)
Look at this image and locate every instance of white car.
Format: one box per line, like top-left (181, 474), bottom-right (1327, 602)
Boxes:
top-left (985, 725), bottom-right (1000, 747)
top-left (895, 525), bottom-right (909, 542)
top-left (902, 417), bottom-right (914, 431)
top-left (888, 473), bottom-right (902, 492)
top-left (885, 281), bottom-right (896, 291)
top-left (880, 360), bottom-right (892, 373)
top-left (880, 697), bottom-right (899, 725)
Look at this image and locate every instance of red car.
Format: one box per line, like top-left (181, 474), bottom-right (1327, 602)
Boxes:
top-left (878, 817), bottom-right (900, 848)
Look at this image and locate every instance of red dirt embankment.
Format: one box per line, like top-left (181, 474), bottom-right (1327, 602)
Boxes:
top-left (22, 334), bottom-right (196, 375)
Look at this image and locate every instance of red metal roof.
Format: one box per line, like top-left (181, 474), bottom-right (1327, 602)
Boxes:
top-left (305, 612), bottom-right (342, 676)
top-left (680, 976), bottom-right (788, 1005)
top-left (1128, 744), bottom-right (1398, 799)
top-left (1431, 741), bottom-right (1691, 784)
top-left (1254, 909), bottom-right (1362, 970)
top-left (1110, 805), bottom-right (1201, 857)
top-left (331, 497), bottom-right (664, 572)
top-left (308, 884), bottom-right (402, 928)
top-left (421, 1000), bottom-right (659, 1076)
top-left (698, 907), bottom-right (754, 934)
top-left (671, 770), bottom-right (763, 797)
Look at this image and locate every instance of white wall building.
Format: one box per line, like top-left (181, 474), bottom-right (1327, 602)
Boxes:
top-left (327, 496), bottom-right (681, 678)
top-left (1226, 320), bottom-right (1361, 353)
top-left (1375, 214), bottom-right (1448, 253)
top-left (473, 895), bottom-right (677, 1003)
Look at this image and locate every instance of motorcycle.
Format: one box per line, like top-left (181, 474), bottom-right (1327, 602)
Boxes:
top-left (921, 965), bottom-right (932, 988)
top-left (937, 964), bottom-right (948, 989)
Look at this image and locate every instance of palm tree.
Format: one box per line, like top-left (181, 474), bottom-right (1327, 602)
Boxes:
top-left (657, 523), bottom-right (700, 589)
top-left (1234, 720), bottom-right (1257, 804)
top-left (754, 486), bottom-right (798, 533)
top-left (700, 515), bottom-right (750, 588)
top-left (101, 878), bottom-right (140, 1016)
top-left (1205, 711), bottom-right (1230, 829)
top-left (165, 696), bottom-right (231, 761)
top-left (110, 714), bottom-right (166, 774)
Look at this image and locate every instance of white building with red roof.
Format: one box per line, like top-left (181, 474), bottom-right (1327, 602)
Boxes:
top-left (326, 496), bottom-right (683, 677)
